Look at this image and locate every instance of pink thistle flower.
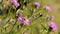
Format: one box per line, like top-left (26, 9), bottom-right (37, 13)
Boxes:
top-left (10, 0), bottom-right (19, 7)
top-left (17, 17), bottom-right (30, 26)
top-left (48, 21), bottom-right (57, 31)
top-left (16, 12), bottom-right (23, 17)
top-left (43, 5), bottom-right (52, 11)
top-left (17, 12), bottom-right (30, 26)
top-left (34, 2), bottom-right (40, 8)
top-left (17, 17), bottom-right (23, 23)
top-left (0, 19), bottom-right (2, 23)
top-left (23, 19), bottom-right (30, 26)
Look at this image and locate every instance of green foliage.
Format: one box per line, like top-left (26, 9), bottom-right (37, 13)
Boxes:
top-left (0, 0), bottom-right (58, 34)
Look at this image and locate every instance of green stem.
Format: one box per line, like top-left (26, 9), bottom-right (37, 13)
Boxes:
top-left (8, 20), bottom-right (17, 33)
top-left (40, 23), bottom-right (47, 30)
top-left (29, 10), bottom-right (41, 20)
top-left (8, 7), bottom-right (11, 17)
top-left (47, 30), bottom-right (51, 34)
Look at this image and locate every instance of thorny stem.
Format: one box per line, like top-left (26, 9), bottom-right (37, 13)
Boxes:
top-left (8, 7), bottom-right (17, 34)
top-left (2, 7), bottom-right (11, 20)
top-left (8, 20), bottom-right (17, 33)
top-left (40, 23), bottom-right (47, 30)
top-left (8, 8), bottom-right (11, 16)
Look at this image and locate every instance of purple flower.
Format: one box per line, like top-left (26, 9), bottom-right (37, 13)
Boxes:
top-left (17, 12), bottom-right (30, 26)
top-left (17, 17), bottom-right (30, 26)
top-left (34, 2), bottom-right (40, 8)
top-left (10, 0), bottom-right (19, 7)
top-left (43, 5), bottom-right (52, 11)
top-left (48, 21), bottom-right (57, 31)
top-left (16, 12), bottom-right (23, 17)
top-left (17, 17), bottom-right (23, 23)
top-left (23, 19), bottom-right (30, 26)
top-left (0, 19), bottom-right (2, 23)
